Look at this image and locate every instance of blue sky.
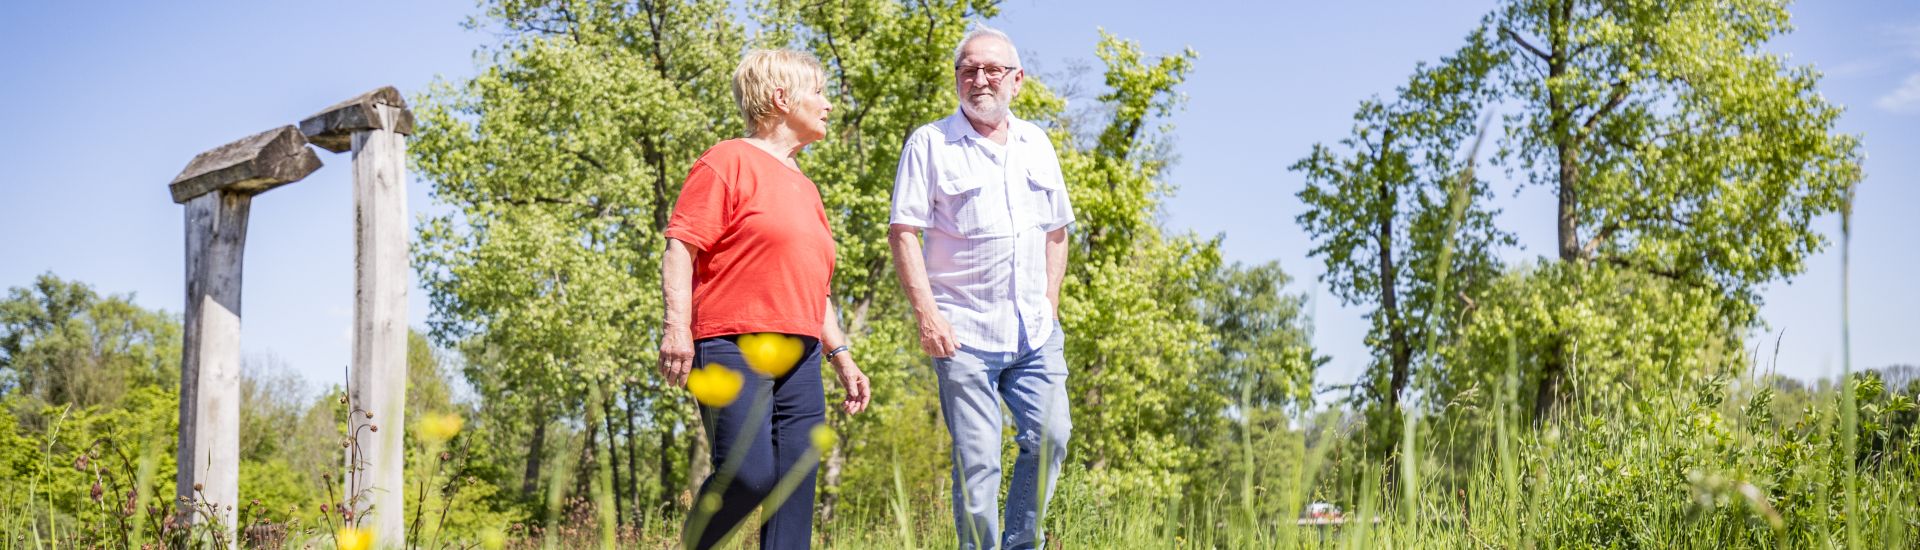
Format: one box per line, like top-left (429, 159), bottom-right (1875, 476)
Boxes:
top-left (1, 1), bottom-right (1913, 394)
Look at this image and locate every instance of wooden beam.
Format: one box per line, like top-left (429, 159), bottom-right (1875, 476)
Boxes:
top-left (344, 102), bottom-right (411, 544)
top-left (300, 86), bottom-right (416, 153)
top-left (168, 126), bottom-right (322, 204)
top-left (176, 191), bottom-right (251, 537)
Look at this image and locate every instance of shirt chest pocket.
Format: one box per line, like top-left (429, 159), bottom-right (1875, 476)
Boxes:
top-left (936, 173), bottom-right (1013, 238)
top-left (1024, 169), bottom-right (1064, 229)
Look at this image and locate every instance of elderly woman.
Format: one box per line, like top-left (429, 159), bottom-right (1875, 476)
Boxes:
top-left (659, 49), bottom-right (871, 549)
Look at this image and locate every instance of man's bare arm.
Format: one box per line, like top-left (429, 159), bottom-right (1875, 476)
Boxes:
top-left (888, 224), bottom-right (957, 357)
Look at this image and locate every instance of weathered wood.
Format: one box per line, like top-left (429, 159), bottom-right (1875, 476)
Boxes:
top-left (300, 86), bottom-right (415, 153)
top-left (176, 191), bottom-right (250, 537)
top-left (345, 103), bottom-right (410, 544)
top-left (168, 126), bottom-right (322, 204)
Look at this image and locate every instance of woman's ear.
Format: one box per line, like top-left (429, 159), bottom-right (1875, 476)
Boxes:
top-left (771, 87), bottom-right (791, 114)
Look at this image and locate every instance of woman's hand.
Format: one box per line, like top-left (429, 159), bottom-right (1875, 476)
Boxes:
top-left (659, 326), bottom-right (694, 387)
top-left (830, 354), bottom-right (871, 415)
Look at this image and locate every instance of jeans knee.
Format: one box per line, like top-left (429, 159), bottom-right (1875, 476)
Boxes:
top-left (1015, 422), bottom-right (1070, 459)
top-left (730, 463), bottom-right (778, 499)
top-left (1043, 422), bottom-right (1070, 457)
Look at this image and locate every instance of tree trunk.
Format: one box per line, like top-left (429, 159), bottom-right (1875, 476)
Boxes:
top-left (575, 419), bottom-right (600, 500)
top-left (659, 427), bottom-right (675, 511)
top-left (523, 410), bottom-right (549, 498)
top-left (686, 419), bottom-right (711, 507)
top-left (1086, 355), bottom-right (1108, 470)
top-left (624, 381), bottom-right (643, 522)
top-left (817, 432), bottom-right (848, 522)
top-left (1548, 0), bottom-right (1582, 264)
top-left (603, 393), bottom-right (624, 526)
top-left (1372, 131), bottom-right (1412, 409)
top-left (1543, 0), bottom-right (1577, 424)
top-left (1534, 338), bottom-right (1567, 423)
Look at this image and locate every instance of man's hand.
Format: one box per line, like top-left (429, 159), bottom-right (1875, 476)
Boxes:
top-left (917, 312), bottom-right (958, 358)
top-left (830, 355), bottom-right (872, 415)
top-left (659, 326), bottom-right (694, 387)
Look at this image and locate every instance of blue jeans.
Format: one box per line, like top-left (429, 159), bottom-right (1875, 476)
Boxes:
top-left (688, 335), bottom-right (825, 550)
top-left (935, 323), bottom-right (1071, 550)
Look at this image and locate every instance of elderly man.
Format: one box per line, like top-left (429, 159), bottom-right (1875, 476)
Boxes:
top-left (887, 24), bottom-right (1073, 550)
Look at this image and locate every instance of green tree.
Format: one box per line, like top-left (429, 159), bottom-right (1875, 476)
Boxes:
top-left (1481, 0), bottom-right (1861, 418)
top-left (1292, 31), bottom-right (1509, 417)
top-left (0, 274), bottom-right (180, 424)
top-left (0, 275), bottom-right (180, 537)
top-left (413, 0), bottom-right (745, 522)
top-left (1199, 260), bottom-right (1322, 413)
top-left (1047, 32), bottom-right (1243, 500)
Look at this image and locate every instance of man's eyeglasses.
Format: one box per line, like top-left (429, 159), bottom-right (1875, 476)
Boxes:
top-left (956, 64), bottom-right (1019, 81)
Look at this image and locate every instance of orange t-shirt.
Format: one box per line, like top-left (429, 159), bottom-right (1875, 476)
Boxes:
top-left (665, 140), bottom-right (835, 340)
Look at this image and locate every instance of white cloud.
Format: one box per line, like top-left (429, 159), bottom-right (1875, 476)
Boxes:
top-left (1876, 73), bottom-right (1920, 114)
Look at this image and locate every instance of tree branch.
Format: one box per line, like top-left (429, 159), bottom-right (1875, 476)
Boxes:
top-left (567, 148), bottom-right (611, 174)
top-left (1500, 26), bottom-right (1551, 62)
top-left (1581, 80), bottom-right (1630, 134)
top-left (1580, 221), bottom-right (1619, 258)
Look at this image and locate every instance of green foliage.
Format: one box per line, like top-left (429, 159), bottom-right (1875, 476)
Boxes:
top-left (415, 0), bottom-right (753, 521)
top-left (1, 273), bottom-right (180, 428)
top-left (1478, 0), bottom-right (1862, 416)
top-left (1293, 29), bottom-right (1509, 418)
top-left (1440, 261), bottom-right (1741, 421)
top-left (1296, 1), bottom-right (1866, 471)
top-left (0, 275), bottom-right (184, 540)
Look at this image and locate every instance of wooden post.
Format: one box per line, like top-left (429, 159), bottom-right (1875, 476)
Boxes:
top-left (169, 126), bottom-right (322, 536)
top-left (303, 86), bottom-right (413, 544)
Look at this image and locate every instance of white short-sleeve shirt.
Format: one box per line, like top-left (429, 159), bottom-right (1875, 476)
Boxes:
top-left (890, 110), bottom-right (1075, 352)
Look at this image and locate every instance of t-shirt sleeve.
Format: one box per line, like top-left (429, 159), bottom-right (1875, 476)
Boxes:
top-left (889, 132), bottom-right (934, 228)
top-left (664, 160), bottom-right (731, 251)
top-left (1041, 142), bottom-right (1076, 232)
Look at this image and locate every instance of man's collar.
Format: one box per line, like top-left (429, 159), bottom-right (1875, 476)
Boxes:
top-left (942, 109), bottom-right (1028, 144)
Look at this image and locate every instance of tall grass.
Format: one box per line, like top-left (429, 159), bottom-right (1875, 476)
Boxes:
top-left (5, 172), bottom-right (1909, 550)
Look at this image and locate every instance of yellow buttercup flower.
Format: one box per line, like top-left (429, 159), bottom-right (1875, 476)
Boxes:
top-left (688, 364), bottom-right (744, 407)
top-left (416, 412), bottom-right (464, 443)
top-left (810, 424), bottom-right (838, 451)
top-left (479, 526), bottom-right (508, 550)
top-left (335, 527), bottom-right (373, 550)
top-left (738, 332), bottom-right (805, 377)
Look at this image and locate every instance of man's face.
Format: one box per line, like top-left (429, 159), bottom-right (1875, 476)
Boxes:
top-left (953, 36), bottom-right (1022, 121)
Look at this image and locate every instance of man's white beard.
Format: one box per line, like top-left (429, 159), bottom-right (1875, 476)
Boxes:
top-left (960, 100), bottom-right (1010, 124)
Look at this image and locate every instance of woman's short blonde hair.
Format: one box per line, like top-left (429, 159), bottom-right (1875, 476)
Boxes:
top-left (731, 49), bottom-right (825, 135)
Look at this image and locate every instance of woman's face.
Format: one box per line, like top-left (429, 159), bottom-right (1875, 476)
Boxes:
top-left (786, 80), bottom-right (833, 144)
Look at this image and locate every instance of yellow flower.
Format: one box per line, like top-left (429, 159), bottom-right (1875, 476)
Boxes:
top-left (809, 424), bottom-right (838, 451)
top-left (479, 526), bottom-right (508, 550)
top-left (687, 364), bottom-right (744, 407)
top-left (416, 412), bottom-right (464, 443)
top-left (335, 527), bottom-right (373, 550)
top-left (738, 332), bottom-right (804, 377)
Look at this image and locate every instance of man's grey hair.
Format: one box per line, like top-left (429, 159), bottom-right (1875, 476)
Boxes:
top-left (952, 23), bottom-right (1024, 69)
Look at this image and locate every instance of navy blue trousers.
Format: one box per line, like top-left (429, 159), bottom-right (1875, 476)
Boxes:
top-left (688, 334), bottom-right (825, 550)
